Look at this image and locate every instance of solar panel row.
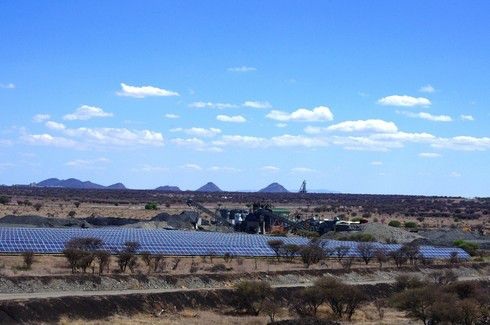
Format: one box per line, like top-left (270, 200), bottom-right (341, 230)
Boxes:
top-left (0, 227), bottom-right (470, 259)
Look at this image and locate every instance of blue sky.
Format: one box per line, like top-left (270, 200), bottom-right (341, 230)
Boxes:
top-left (1, 1), bottom-right (489, 196)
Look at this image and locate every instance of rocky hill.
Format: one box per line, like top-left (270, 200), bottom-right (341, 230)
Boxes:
top-left (196, 182), bottom-right (222, 192)
top-left (35, 178), bottom-right (126, 190)
top-left (155, 185), bottom-right (181, 192)
top-left (259, 182), bottom-right (289, 193)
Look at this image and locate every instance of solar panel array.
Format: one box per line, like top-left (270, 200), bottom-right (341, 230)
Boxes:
top-left (0, 227), bottom-right (470, 259)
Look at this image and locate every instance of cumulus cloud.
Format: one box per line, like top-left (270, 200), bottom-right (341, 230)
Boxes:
top-left (133, 164), bottom-right (169, 173)
top-left (399, 111), bottom-right (452, 122)
top-left (45, 121), bottom-right (66, 130)
top-left (419, 152), bottom-right (441, 158)
top-left (243, 101), bottom-right (272, 109)
top-left (227, 66), bottom-right (256, 72)
top-left (216, 114), bottom-right (247, 123)
top-left (32, 114), bottom-right (51, 123)
top-left (170, 127), bottom-right (221, 137)
top-left (117, 82), bottom-right (179, 98)
top-left (460, 114), bottom-right (474, 121)
top-left (378, 95), bottom-right (431, 107)
top-left (63, 105), bottom-right (113, 121)
top-left (189, 102), bottom-right (237, 109)
top-left (171, 137), bottom-right (222, 152)
top-left (419, 85), bottom-right (435, 93)
top-left (266, 106), bottom-right (334, 122)
top-left (276, 123), bottom-right (287, 128)
top-left (431, 136), bottom-right (490, 151)
top-left (22, 134), bottom-right (78, 148)
top-left (212, 135), bottom-right (266, 148)
top-left (305, 119), bottom-right (398, 134)
top-left (165, 113), bottom-right (180, 119)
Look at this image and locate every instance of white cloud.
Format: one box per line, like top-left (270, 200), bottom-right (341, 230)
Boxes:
top-left (45, 121), bottom-right (66, 130)
top-left (134, 164), bottom-right (169, 173)
top-left (260, 165), bottom-right (280, 172)
top-left (450, 171), bottom-right (461, 178)
top-left (276, 123), bottom-right (287, 128)
top-left (216, 114), bottom-right (247, 123)
top-left (189, 102), bottom-right (237, 109)
top-left (227, 66), bottom-right (256, 73)
top-left (165, 113), bottom-right (180, 119)
top-left (419, 152), bottom-right (441, 158)
top-left (266, 106), bottom-right (334, 122)
top-left (66, 158), bottom-right (110, 168)
top-left (271, 134), bottom-right (328, 147)
top-left (399, 111), bottom-right (452, 122)
top-left (208, 166), bottom-right (241, 172)
top-left (63, 105), bottom-right (113, 121)
top-left (22, 134), bottom-right (78, 148)
top-left (305, 119), bottom-right (398, 134)
top-left (181, 163), bottom-right (202, 171)
top-left (243, 101), bottom-right (272, 109)
top-left (291, 167), bottom-right (316, 173)
top-left (431, 136), bottom-right (490, 151)
top-left (0, 139), bottom-right (13, 147)
top-left (33, 114), bottom-right (51, 123)
top-left (117, 82), bottom-right (179, 98)
top-left (460, 114), bottom-right (474, 121)
top-left (170, 127), bottom-right (221, 137)
top-left (0, 83), bottom-right (15, 89)
top-left (213, 135), bottom-right (266, 148)
top-left (371, 161), bottom-right (383, 166)
top-left (378, 95), bottom-right (431, 107)
top-left (419, 85), bottom-right (435, 93)
top-left (171, 137), bottom-right (223, 152)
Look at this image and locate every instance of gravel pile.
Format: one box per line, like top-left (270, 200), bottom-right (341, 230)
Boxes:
top-left (418, 229), bottom-right (488, 246)
top-left (322, 222), bottom-right (422, 244)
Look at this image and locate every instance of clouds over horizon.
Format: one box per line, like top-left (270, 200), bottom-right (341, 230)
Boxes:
top-left (63, 105), bottom-right (113, 121)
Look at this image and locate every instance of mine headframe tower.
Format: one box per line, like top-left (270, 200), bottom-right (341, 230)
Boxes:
top-left (299, 180), bottom-right (307, 194)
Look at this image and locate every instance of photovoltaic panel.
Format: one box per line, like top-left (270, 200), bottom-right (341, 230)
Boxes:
top-left (0, 227), bottom-right (470, 259)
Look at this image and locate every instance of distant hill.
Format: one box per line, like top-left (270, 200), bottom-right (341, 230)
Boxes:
top-left (107, 183), bottom-right (126, 190)
top-left (35, 178), bottom-right (126, 190)
top-left (196, 182), bottom-right (222, 192)
top-left (259, 182), bottom-right (289, 193)
top-left (155, 185), bottom-right (181, 192)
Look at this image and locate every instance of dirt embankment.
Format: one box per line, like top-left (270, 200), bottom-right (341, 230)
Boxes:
top-left (0, 283), bottom-right (396, 324)
top-left (0, 264), bottom-right (487, 295)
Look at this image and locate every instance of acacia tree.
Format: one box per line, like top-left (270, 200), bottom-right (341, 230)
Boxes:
top-left (63, 237), bottom-right (103, 273)
top-left (117, 241), bottom-right (140, 273)
top-left (357, 242), bottom-right (375, 265)
top-left (335, 245), bottom-right (350, 262)
top-left (267, 239), bottom-right (284, 262)
top-left (234, 280), bottom-right (273, 315)
top-left (375, 249), bottom-right (389, 269)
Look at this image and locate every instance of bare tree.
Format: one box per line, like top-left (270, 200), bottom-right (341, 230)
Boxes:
top-left (267, 239), bottom-right (284, 261)
top-left (357, 242), bottom-right (375, 265)
top-left (335, 245), bottom-right (350, 261)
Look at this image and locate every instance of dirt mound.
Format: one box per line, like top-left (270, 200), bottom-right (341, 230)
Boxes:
top-left (151, 211), bottom-right (199, 229)
top-left (0, 215), bottom-right (88, 228)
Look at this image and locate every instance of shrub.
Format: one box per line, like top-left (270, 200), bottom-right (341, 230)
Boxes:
top-left (262, 298), bottom-right (280, 323)
top-left (63, 237), bottom-right (103, 273)
top-left (401, 242), bottom-right (420, 265)
top-left (388, 220), bottom-right (401, 227)
top-left (33, 203), bottom-right (43, 211)
top-left (375, 249), bottom-right (389, 269)
top-left (453, 240), bottom-right (479, 256)
top-left (427, 270), bottom-right (458, 285)
top-left (357, 242), bottom-right (375, 265)
top-left (335, 245), bottom-right (350, 261)
top-left (234, 280), bottom-right (273, 315)
top-left (68, 210), bottom-right (76, 217)
top-left (404, 221), bottom-right (417, 229)
top-left (95, 250), bottom-right (111, 275)
top-left (316, 277), bottom-right (366, 320)
top-left (145, 202), bottom-right (158, 210)
top-left (0, 196), bottom-right (10, 205)
top-left (22, 251), bottom-right (35, 270)
top-left (394, 274), bottom-right (424, 291)
top-left (117, 241), bottom-right (140, 273)
top-left (282, 244), bottom-right (301, 262)
top-left (267, 239), bottom-right (284, 261)
top-left (300, 243), bottom-right (325, 268)
top-left (339, 233), bottom-right (375, 242)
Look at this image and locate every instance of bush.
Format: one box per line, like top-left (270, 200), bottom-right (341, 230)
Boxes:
top-left (282, 244), bottom-right (301, 262)
top-left (338, 233), bottom-right (375, 242)
top-left (33, 203), bottom-right (43, 211)
top-left (357, 242), bottom-right (375, 265)
top-left (404, 221), bottom-right (417, 229)
top-left (234, 280), bottom-right (273, 315)
top-left (63, 237), bottom-right (103, 273)
top-left (0, 196), bottom-right (10, 205)
top-left (145, 202), bottom-right (158, 210)
top-left (300, 243), bottom-right (325, 268)
top-left (267, 239), bottom-right (284, 261)
top-left (453, 240), bottom-right (479, 256)
top-left (388, 220), bottom-right (401, 227)
top-left (68, 210), bottom-right (76, 217)
top-left (22, 251), bottom-right (35, 270)
top-left (117, 241), bottom-right (140, 273)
